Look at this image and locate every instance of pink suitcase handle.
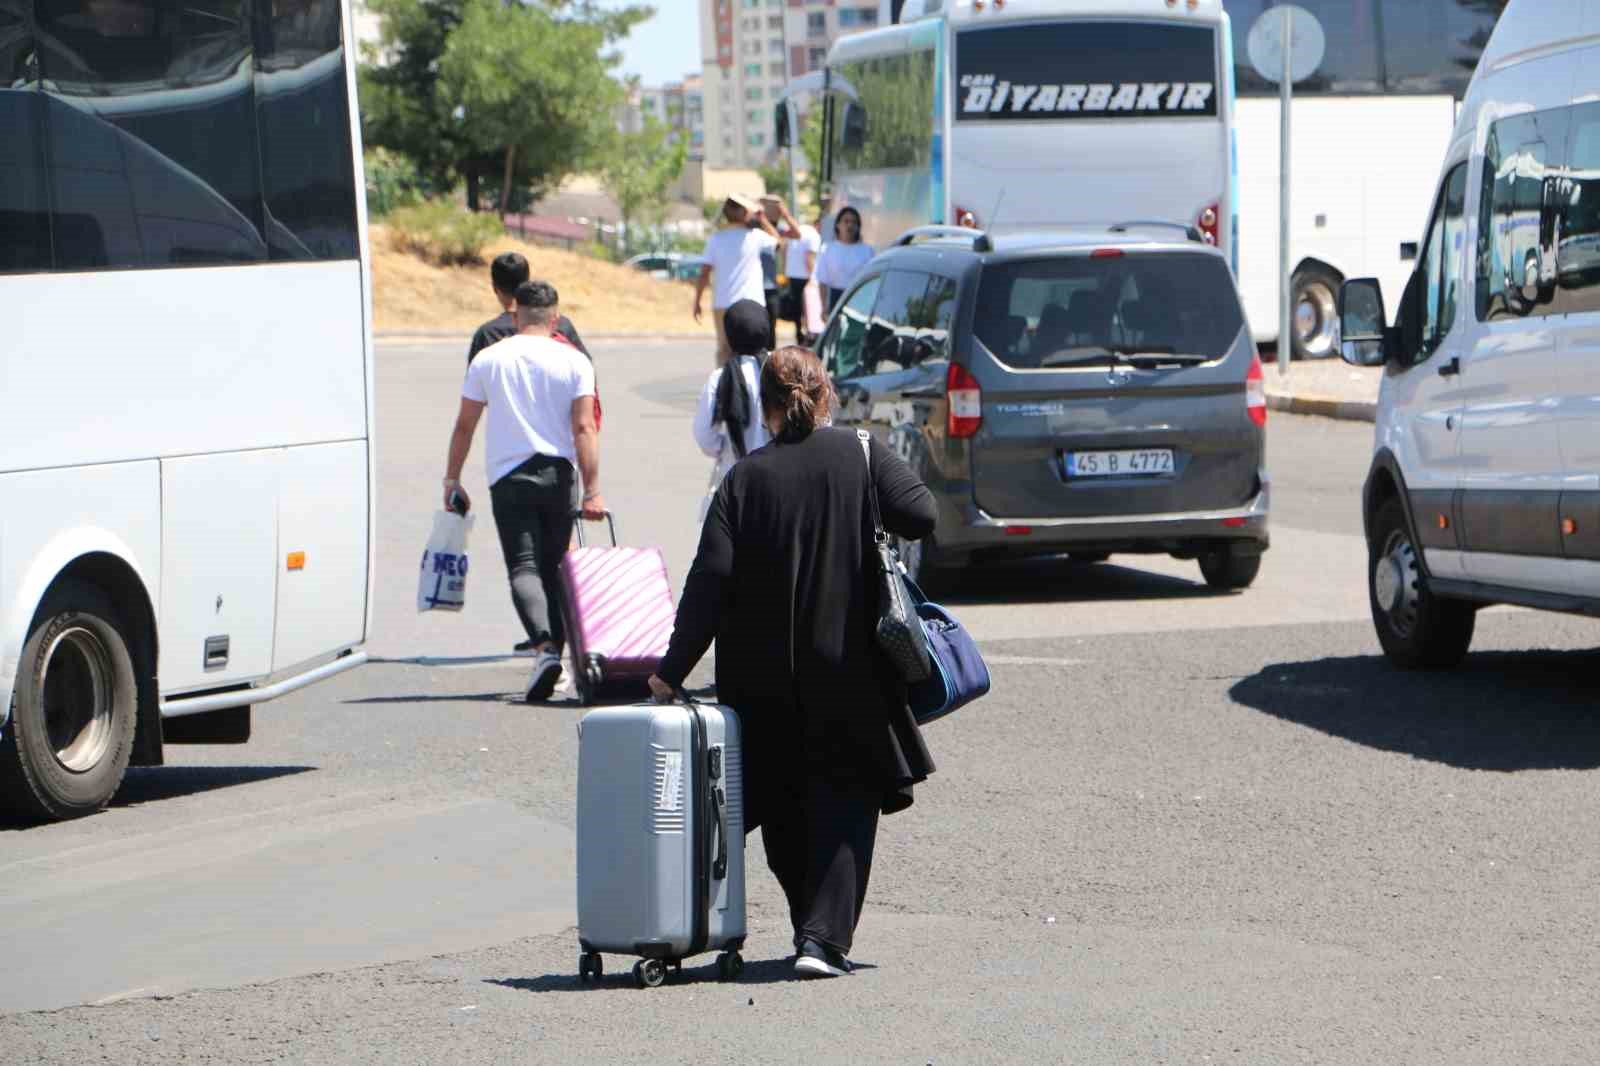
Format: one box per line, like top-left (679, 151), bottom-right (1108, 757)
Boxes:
top-left (570, 510), bottom-right (618, 547)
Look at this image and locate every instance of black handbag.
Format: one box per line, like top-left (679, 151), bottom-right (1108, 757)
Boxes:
top-left (856, 430), bottom-right (933, 683)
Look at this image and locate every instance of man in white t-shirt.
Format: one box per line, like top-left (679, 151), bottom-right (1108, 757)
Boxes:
top-left (694, 192), bottom-right (779, 365)
top-left (443, 280), bottom-right (605, 702)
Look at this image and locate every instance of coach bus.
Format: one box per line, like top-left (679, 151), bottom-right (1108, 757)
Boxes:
top-left (799, 0), bottom-right (1237, 263)
top-left (1227, 0), bottom-right (1505, 358)
top-left (0, 0), bottom-right (373, 820)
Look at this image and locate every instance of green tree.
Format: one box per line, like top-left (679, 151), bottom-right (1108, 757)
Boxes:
top-left (361, 0), bottom-right (649, 212)
top-left (597, 118), bottom-right (688, 258)
top-left (798, 105), bottom-right (827, 213)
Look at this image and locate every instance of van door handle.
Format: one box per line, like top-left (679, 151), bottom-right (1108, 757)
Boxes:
top-left (1438, 357), bottom-right (1461, 378)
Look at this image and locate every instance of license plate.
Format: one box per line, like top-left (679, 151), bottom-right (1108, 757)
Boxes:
top-left (1064, 449), bottom-right (1174, 478)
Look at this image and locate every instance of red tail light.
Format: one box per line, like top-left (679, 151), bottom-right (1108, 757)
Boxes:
top-left (947, 363), bottom-right (982, 438)
top-left (1246, 353), bottom-right (1267, 428)
top-left (1197, 201), bottom-right (1220, 246)
top-left (954, 206), bottom-right (979, 229)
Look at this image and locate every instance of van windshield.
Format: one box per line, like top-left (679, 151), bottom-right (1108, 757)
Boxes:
top-left (973, 253), bottom-right (1245, 370)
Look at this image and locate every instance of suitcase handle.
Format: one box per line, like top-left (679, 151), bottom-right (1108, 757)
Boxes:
top-left (710, 783), bottom-right (728, 881)
top-left (569, 510), bottom-right (617, 548)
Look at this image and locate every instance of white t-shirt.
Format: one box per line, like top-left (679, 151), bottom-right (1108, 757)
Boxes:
top-left (783, 224), bottom-right (822, 279)
top-left (704, 226), bottom-right (779, 309)
top-left (462, 333), bottom-right (596, 485)
top-left (814, 240), bottom-right (877, 291)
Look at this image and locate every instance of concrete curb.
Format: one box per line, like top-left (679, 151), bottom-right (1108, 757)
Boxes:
top-left (1265, 391), bottom-right (1377, 423)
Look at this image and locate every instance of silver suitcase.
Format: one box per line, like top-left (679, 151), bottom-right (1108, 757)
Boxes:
top-left (576, 699), bottom-right (746, 988)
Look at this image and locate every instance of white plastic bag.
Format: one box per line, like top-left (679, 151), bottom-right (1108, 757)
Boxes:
top-left (418, 510), bottom-right (474, 612)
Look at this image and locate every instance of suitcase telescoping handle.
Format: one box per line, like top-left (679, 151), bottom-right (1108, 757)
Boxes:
top-left (569, 509), bottom-right (617, 548)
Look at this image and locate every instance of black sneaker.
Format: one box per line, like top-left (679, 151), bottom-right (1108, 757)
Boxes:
top-left (794, 938), bottom-right (852, 978)
top-left (513, 639), bottom-right (535, 654)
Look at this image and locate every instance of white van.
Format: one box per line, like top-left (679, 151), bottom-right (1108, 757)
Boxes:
top-left (1338, 0), bottom-right (1600, 668)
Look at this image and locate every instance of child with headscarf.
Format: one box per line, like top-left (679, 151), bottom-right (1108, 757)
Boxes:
top-left (692, 299), bottom-right (773, 521)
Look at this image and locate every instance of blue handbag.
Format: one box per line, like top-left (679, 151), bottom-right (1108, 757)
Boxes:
top-left (903, 577), bottom-right (991, 725)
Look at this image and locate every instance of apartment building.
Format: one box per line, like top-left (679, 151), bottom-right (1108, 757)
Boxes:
top-left (619, 75), bottom-right (707, 162)
top-left (699, 0), bottom-right (883, 170)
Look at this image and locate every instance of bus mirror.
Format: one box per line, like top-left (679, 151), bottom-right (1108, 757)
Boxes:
top-left (774, 103), bottom-right (791, 149)
top-left (841, 102), bottom-right (867, 150)
top-left (1338, 278), bottom-right (1389, 367)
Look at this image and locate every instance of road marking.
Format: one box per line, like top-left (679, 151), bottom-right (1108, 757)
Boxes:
top-left (984, 655), bottom-right (1085, 667)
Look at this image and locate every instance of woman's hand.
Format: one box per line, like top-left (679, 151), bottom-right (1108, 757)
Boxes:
top-left (647, 675), bottom-right (675, 703)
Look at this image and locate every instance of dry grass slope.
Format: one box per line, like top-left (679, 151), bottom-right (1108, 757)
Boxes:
top-left (369, 224), bottom-right (713, 337)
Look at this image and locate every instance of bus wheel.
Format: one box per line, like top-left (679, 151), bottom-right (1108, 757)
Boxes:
top-left (0, 581), bottom-right (139, 822)
top-left (1290, 264), bottom-right (1342, 360)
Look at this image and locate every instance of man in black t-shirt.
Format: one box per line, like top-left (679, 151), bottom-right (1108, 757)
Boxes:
top-left (468, 252), bottom-right (598, 655)
top-left (468, 251), bottom-right (591, 364)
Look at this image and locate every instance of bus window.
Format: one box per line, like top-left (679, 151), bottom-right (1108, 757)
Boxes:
top-left (832, 48), bottom-right (934, 169)
top-left (0, 2), bottom-right (51, 273)
top-left (1478, 109), bottom-right (1566, 320)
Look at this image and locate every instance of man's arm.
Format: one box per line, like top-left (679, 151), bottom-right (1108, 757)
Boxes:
top-left (571, 396), bottom-right (605, 519)
top-left (443, 398), bottom-right (485, 511)
top-left (692, 264), bottom-right (711, 322)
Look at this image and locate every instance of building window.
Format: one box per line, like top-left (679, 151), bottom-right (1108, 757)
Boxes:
top-left (806, 12), bottom-right (826, 37)
top-left (769, 62), bottom-right (786, 78)
top-left (808, 46), bottom-right (826, 68)
top-left (839, 8), bottom-right (878, 28)
top-left (768, 37), bottom-right (784, 55)
top-left (748, 132), bottom-right (766, 146)
top-left (767, 14), bottom-right (783, 30)
top-left (747, 109), bottom-right (762, 123)
top-left (745, 86), bottom-right (764, 100)
top-left (744, 39), bottom-right (761, 55)
top-left (744, 63), bottom-right (761, 77)
top-left (723, 135), bottom-right (735, 149)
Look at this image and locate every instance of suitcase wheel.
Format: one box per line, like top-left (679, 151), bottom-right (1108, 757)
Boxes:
top-left (578, 952), bottom-right (603, 982)
top-left (716, 951), bottom-right (745, 981)
top-left (633, 958), bottom-right (668, 989)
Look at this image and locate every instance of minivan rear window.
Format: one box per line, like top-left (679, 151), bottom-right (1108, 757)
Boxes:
top-left (973, 253), bottom-right (1245, 369)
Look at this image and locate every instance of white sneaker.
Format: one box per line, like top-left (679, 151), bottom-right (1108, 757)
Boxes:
top-left (793, 939), bottom-right (853, 978)
top-left (525, 651), bottom-right (562, 703)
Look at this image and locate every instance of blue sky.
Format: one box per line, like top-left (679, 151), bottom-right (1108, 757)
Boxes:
top-left (604, 1), bottom-right (701, 88)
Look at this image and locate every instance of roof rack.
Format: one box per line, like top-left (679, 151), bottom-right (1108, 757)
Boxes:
top-left (892, 225), bottom-right (994, 253)
top-left (1107, 220), bottom-right (1206, 244)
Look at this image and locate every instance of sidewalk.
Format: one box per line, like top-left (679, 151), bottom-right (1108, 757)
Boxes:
top-left (1261, 354), bottom-right (1381, 423)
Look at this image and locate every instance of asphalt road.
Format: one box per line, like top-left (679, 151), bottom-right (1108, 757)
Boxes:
top-left (4, 339), bottom-right (1599, 1064)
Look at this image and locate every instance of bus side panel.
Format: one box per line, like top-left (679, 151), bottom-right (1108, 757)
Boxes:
top-left (159, 451), bottom-right (279, 695)
top-left (0, 264), bottom-right (367, 474)
top-left (273, 440), bottom-right (368, 673)
top-left (0, 462), bottom-right (162, 728)
top-left (1233, 96), bottom-right (1456, 342)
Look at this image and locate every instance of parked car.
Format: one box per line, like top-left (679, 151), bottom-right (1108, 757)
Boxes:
top-left (1337, 0), bottom-right (1600, 669)
top-left (624, 252), bottom-right (706, 282)
top-left (815, 222), bottom-right (1269, 590)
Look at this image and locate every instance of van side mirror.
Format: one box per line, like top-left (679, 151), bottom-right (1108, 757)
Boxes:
top-left (773, 102), bottom-right (791, 149)
top-left (841, 102), bottom-right (867, 150)
top-left (1338, 277), bottom-right (1390, 367)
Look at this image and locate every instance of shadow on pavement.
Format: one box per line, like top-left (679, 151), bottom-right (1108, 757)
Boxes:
top-left (113, 764), bottom-right (317, 807)
top-left (1230, 649), bottom-right (1600, 771)
top-left (487, 957), bottom-right (876, 993)
top-left (931, 556), bottom-right (1225, 607)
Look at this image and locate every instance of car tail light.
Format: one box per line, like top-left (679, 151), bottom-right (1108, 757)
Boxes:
top-left (947, 363), bottom-right (982, 438)
top-left (1246, 353), bottom-right (1267, 428)
top-left (1091, 248), bottom-right (1124, 258)
top-left (954, 206), bottom-right (979, 229)
top-left (1197, 202), bottom-right (1220, 246)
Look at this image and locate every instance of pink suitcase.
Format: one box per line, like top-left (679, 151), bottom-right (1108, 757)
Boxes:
top-left (560, 514), bottom-right (677, 705)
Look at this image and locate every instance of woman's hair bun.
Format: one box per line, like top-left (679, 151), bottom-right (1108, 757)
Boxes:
top-left (760, 346), bottom-right (833, 442)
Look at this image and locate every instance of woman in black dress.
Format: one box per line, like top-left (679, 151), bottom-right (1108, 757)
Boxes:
top-left (649, 347), bottom-right (938, 978)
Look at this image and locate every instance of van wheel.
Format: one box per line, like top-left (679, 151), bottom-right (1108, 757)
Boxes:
top-left (0, 581), bottom-right (139, 822)
top-left (1290, 264), bottom-right (1342, 360)
top-left (1369, 499), bottom-right (1474, 668)
top-left (1198, 546), bottom-right (1260, 590)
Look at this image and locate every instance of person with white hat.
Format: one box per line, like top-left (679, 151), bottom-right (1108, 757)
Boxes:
top-left (694, 192), bottom-right (780, 366)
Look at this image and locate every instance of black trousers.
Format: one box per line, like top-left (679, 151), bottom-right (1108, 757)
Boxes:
top-left (764, 288), bottom-right (781, 349)
top-left (784, 277), bottom-right (812, 343)
top-left (760, 775), bottom-right (881, 956)
top-left (488, 454), bottom-right (575, 651)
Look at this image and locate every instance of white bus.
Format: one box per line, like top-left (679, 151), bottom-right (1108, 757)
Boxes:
top-left (1226, 0), bottom-right (1505, 358)
top-left (803, 0), bottom-right (1236, 261)
top-left (0, 0), bottom-right (373, 820)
